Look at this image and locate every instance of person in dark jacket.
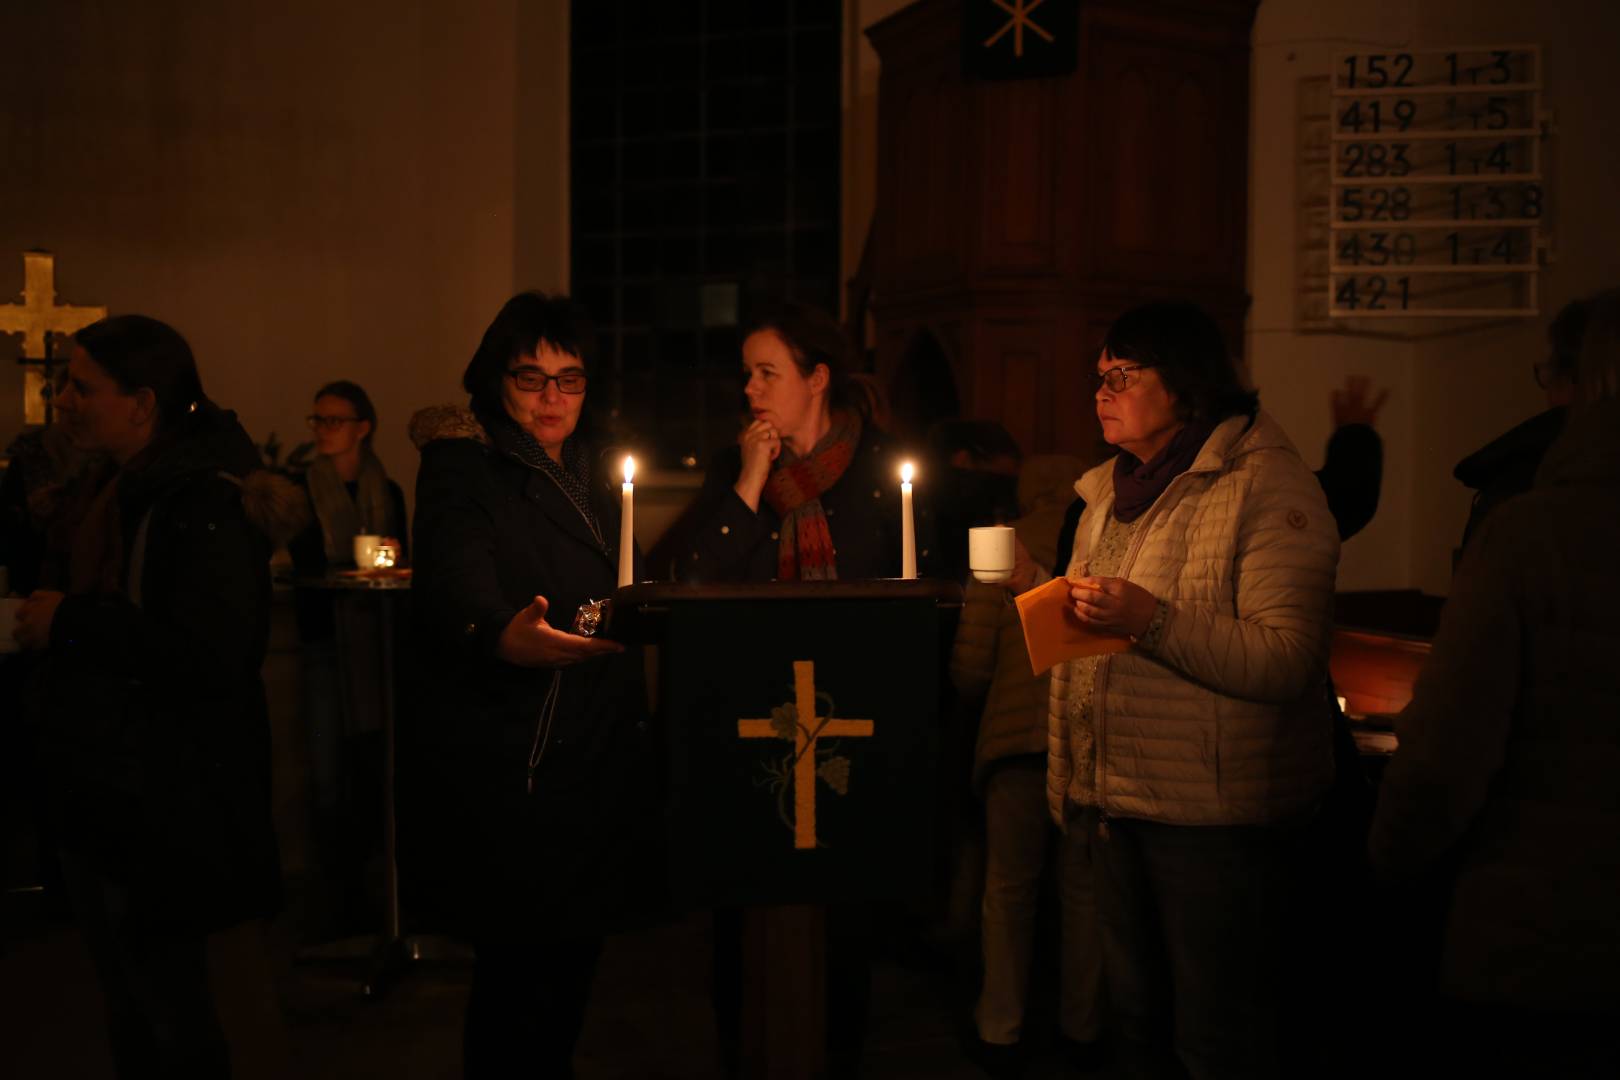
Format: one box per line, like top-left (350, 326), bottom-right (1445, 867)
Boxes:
top-left (14, 315), bottom-right (302, 1079)
top-left (673, 301), bottom-right (906, 1075)
top-left (676, 300), bottom-right (905, 584)
top-left (1368, 286), bottom-right (1620, 1078)
top-left (399, 291), bottom-right (653, 1079)
top-left (1452, 295), bottom-right (1588, 556)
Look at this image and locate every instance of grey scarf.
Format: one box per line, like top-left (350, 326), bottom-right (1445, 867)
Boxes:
top-left (306, 449), bottom-right (397, 562)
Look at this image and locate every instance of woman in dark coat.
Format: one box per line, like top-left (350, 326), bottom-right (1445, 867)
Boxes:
top-left (15, 315), bottom-right (300, 1079)
top-left (399, 291), bottom-right (653, 1078)
top-left (677, 300), bottom-right (903, 584)
top-left (674, 301), bottom-right (905, 1075)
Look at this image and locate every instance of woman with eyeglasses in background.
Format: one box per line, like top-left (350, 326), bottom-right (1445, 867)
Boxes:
top-left (289, 380), bottom-right (406, 577)
top-left (400, 291), bottom-right (654, 1078)
top-left (284, 381), bottom-right (409, 940)
top-left (1033, 301), bottom-right (1339, 1079)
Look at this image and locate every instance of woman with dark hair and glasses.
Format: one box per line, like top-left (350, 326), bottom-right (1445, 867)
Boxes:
top-left (1031, 301), bottom-right (1339, 1078)
top-left (14, 315), bottom-right (303, 1078)
top-left (400, 291), bottom-right (654, 1078)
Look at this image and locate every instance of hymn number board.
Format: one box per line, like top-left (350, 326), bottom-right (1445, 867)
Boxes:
top-left (1329, 46), bottom-right (1546, 319)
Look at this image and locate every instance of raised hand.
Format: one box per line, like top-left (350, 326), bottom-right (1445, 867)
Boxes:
top-left (733, 418), bottom-right (781, 512)
top-left (1331, 375), bottom-right (1390, 429)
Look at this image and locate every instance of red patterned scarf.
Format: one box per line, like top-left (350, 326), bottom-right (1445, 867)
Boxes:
top-left (762, 410), bottom-right (861, 581)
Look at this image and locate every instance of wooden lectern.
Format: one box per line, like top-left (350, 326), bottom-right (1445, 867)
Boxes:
top-left (612, 580), bottom-right (962, 1080)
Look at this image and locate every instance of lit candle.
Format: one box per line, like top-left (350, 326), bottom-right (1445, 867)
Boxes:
top-left (900, 461), bottom-right (916, 579)
top-left (619, 456), bottom-right (635, 588)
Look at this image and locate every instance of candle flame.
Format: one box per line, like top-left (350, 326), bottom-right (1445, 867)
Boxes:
top-left (623, 455), bottom-right (635, 484)
top-left (900, 461), bottom-right (914, 484)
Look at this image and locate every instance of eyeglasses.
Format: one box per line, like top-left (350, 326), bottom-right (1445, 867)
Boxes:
top-left (306, 414), bottom-right (362, 431)
top-left (1090, 365), bottom-right (1150, 393)
top-left (507, 368), bottom-right (587, 394)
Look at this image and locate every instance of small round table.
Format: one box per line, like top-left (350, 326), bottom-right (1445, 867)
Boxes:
top-left (277, 571), bottom-right (440, 996)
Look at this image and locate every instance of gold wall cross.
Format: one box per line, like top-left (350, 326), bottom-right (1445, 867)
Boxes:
top-left (739, 660), bottom-right (874, 850)
top-left (1, 251), bottom-right (106, 359)
top-left (1, 251), bottom-right (106, 424)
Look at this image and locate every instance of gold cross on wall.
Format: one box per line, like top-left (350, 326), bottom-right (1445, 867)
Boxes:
top-left (0, 251), bottom-right (106, 360)
top-left (984, 0), bottom-right (1054, 59)
top-left (738, 660), bottom-right (874, 850)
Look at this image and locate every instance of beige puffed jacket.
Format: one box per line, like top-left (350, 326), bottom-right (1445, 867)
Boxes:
top-left (950, 455), bottom-right (1090, 794)
top-left (1046, 410), bottom-right (1340, 828)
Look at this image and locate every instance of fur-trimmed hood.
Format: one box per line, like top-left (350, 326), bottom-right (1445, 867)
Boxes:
top-left (237, 470), bottom-right (309, 547)
top-left (409, 405), bottom-right (490, 451)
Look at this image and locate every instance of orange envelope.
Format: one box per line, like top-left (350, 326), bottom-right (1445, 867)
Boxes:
top-left (1014, 577), bottom-right (1132, 676)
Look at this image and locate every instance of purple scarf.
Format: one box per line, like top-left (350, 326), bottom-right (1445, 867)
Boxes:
top-left (1112, 419), bottom-right (1219, 523)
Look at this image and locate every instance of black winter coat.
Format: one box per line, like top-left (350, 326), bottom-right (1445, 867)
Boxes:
top-left (38, 410), bottom-right (290, 932)
top-left (676, 425), bottom-right (908, 583)
top-left (399, 409), bottom-right (655, 943)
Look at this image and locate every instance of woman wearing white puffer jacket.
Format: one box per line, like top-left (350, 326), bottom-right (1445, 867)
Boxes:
top-left (1042, 301), bottom-right (1339, 1080)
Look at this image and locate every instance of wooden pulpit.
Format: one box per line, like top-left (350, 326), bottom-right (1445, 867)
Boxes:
top-left (612, 580), bottom-right (962, 1080)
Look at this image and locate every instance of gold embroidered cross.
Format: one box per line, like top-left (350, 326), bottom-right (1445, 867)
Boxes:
top-left (738, 660), bottom-right (874, 850)
top-left (984, 0), bottom-right (1054, 59)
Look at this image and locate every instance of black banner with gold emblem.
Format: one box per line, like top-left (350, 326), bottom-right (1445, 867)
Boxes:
top-left (631, 582), bottom-right (956, 907)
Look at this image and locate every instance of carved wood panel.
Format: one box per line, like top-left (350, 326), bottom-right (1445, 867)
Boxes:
top-left (866, 0), bottom-right (1258, 456)
top-left (1082, 33), bottom-right (1246, 287)
top-left (976, 78), bottom-right (1058, 277)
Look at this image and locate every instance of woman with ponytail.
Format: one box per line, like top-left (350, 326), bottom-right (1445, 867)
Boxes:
top-left (14, 315), bottom-right (303, 1078)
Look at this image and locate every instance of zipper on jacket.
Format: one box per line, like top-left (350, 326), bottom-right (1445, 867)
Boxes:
top-left (527, 670), bottom-right (564, 795)
top-left (1089, 467), bottom-right (1200, 825)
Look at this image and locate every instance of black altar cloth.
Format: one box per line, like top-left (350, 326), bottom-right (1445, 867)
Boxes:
top-left (613, 580), bottom-right (961, 909)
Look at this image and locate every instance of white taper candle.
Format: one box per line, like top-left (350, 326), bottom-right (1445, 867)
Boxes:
top-left (619, 456), bottom-right (635, 588)
top-left (900, 461), bottom-right (916, 579)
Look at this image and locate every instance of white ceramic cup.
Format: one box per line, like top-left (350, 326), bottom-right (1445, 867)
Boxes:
top-left (0, 597), bottom-right (23, 654)
top-left (968, 525), bottom-right (1016, 584)
top-left (352, 534), bottom-right (383, 569)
